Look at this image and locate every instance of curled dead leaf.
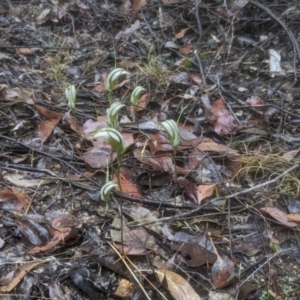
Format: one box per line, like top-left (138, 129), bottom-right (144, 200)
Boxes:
top-left (0, 262), bottom-right (44, 292)
top-left (260, 207), bottom-right (298, 228)
top-left (155, 269), bottom-right (201, 300)
top-left (197, 184), bottom-right (215, 204)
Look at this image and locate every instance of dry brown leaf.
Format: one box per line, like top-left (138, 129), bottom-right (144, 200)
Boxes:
top-left (93, 85), bottom-right (106, 93)
top-left (131, 0), bottom-right (146, 16)
top-left (179, 44), bottom-right (193, 54)
top-left (0, 186), bottom-right (29, 212)
top-left (197, 138), bottom-right (237, 156)
top-left (177, 177), bottom-right (198, 203)
top-left (190, 75), bottom-right (202, 86)
top-left (287, 214), bottom-right (300, 222)
top-left (36, 8), bottom-right (51, 25)
top-left (62, 111), bottom-right (82, 134)
top-left (5, 174), bottom-right (55, 188)
top-left (33, 105), bottom-right (62, 120)
top-left (16, 48), bottom-right (40, 55)
top-left (0, 270), bottom-right (15, 286)
top-left (27, 104), bottom-right (63, 142)
top-left (117, 60), bottom-right (138, 69)
top-left (115, 20), bottom-right (140, 40)
top-left (197, 184), bottom-right (215, 204)
top-left (82, 118), bottom-right (107, 140)
top-left (29, 215), bottom-right (82, 254)
top-left (111, 218), bottom-right (155, 255)
top-left (82, 147), bottom-right (112, 169)
top-left (155, 270), bottom-right (201, 300)
top-left (122, 132), bottom-right (135, 149)
top-left (260, 207), bottom-right (298, 228)
top-left (246, 95), bottom-right (264, 106)
top-left (39, 119), bottom-right (61, 143)
top-left (0, 262), bottom-right (44, 292)
top-left (171, 241), bottom-right (217, 267)
top-left (214, 114), bottom-right (238, 135)
top-left (114, 227), bottom-right (155, 255)
top-left (0, 85), bottom-right (22, 101)
top-left (133, 148), bottom-right (175, 173)
top-left (238, 282), bottom-right (257, 300)
top-left (113, 79), bottom-right (130, 90)
top-left (212, 255), bottom-right (235, 288)
top-left (115, 279), bottom-right (134, 298)
top-left (175, 28), bottom-right (189, 39)
top-left (15, 217), bottom-right (51, 246)
top-left (225, 158), bottom-right (243, 178)
top-left (207, 98), bottom-right (239, 135)
top-left (147, 132), bottom-right (174, 154)
top-left (282, 149), bottom-right (300, 160)
top-left (113, 173), bottom-right (143, 198)
top-left (133, 93), bottom-right (150, 112)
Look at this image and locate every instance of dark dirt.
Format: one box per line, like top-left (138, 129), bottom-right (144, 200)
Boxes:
top-left (1, 0), bottom-right (300, 299)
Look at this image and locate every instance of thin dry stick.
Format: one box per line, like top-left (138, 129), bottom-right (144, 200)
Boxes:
top-left (250, 0), bottom-right (300, 62)
top-left (124, 255), bottom-right (169, 300)
top-left (234, 248), bottom-right (292, 299)
top-left (108, 242), bottom-right (152, 300)
top-left (130, 164), bottom-right (299, 228)
top-left (25, 180), bottom-right (42, 215)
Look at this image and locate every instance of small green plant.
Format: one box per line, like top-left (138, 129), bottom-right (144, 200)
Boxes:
top-left (93, 128), bottom-right (125, 165)
top-left (100, 181), bottom-right (118, 208)
top-left (269, 242), bottom-right (282, 253)
top-left (99, 158), bottom-right (118, 208)
top-left (173, 220), bottom-right (191, 230)
top-left (182, 57), bottom-right (193, 69)
top-left (282, 285), bottom-right (293, 296)
top-left (161, 119), bottom-right (180, 203)
top-left (106, 68), bottom-right (130, 104)
top-left (260, 288), bottom-right (277, 299)
top-left (106, 101), bottom-right (125, 129)
top-left (130, 86), bottom-right (146, 121)
top-left (94, 127), bottom-right (126, 248)
top-left (161, 119), bottom-right (180, 150)
top-left (130, 86), bottom-right (146, 105)
top-left (173, 221), bottom-right (201, 232)
top-left (65, 84), bottom-right (77, 112)
top-left (93, 128), bottom-right (125, 205)
top-left (260, 290), bottom-right (268, 300)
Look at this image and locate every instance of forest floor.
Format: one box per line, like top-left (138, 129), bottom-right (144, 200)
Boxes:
top-left (1, 0), bottom-right (300, 299)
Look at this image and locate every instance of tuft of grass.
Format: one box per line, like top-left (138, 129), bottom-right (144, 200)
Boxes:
top-left (235, 154), bottom-right (300, 196)
top-left (199, 48), bottom-right (210, 60)
top-left (44, 50), bottom-right (72, 86)
top-left (139, 55), bottom-right (170, 87)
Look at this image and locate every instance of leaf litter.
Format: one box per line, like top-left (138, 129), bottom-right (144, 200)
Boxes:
top-left (1, 0), bottom-right (300, 299)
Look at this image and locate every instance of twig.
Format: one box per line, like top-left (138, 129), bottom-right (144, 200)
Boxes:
top-left (123, 255), bottom-right (169, 300)
top-left (194, 0), bottom-right (207, 87)
top-left (250, 0), bottom-right (300, 62)
top-left (234, 248), bottom-right (293, 299)
top-left (108, 242), bottom-right (153, 300)
top-left (0, 135), bottom-right (101, 188)
top-left (129, 164), bottom-right (298, 227)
